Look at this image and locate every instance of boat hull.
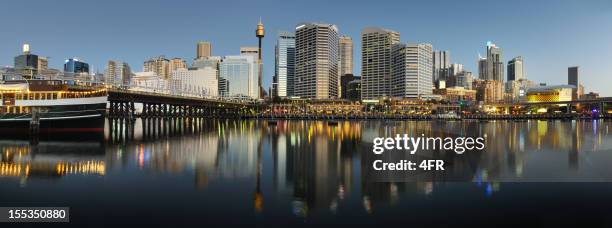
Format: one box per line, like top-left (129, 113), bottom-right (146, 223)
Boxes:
top-left (0, 103), bottom-right (106, 132)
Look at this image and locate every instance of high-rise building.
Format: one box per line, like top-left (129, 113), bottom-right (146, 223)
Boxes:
top-left (104, 60), bottom-right (131, 87)
top-left (274, 31), bottom-right (296, 97)
top-left (169, 58), bottom-right (187, 72)
top-left (196, 41), bottom-right (212, 59)
top-left (339, 36), bottom-right (353, 76)
top-left (144, 56), bottom-right (170, 79)
top-left (14, 43), bottom-right (39, 78)
top-left (433, 50), bottom-right (450, 85)
top-left (294, 22), bottom-right (339, 99)
top-left (568, 66), bottom-right (578, 87)
top-left (193, 56), bottom-right (221, 69)
top-left (483, 41), bottom-right (504, 82)
top-left (64, 58), bottom-right (89, 74)
top-left (361, 27), bottom-right (400, 100)
top-left (568, 66), bottom-right (580, 100)
top-left (220, 55), bottom-right (259, 99)
top-left (339, 36), bottom-right (353, 97)
top-left (507, 56), bottom-right (524, 81)
top-left (478, 57), bottom-right (487, 79)
top-left (390, 43), bottom-right (433, 98)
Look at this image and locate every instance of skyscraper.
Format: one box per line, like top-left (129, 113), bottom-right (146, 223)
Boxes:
top-left (339, 36), bottom-right (353, 76)
top-left (144, 56), bottom-right (170, 79)
top-left (294, 22), bottom-right (339, 99)
top-left (104, 60), bottom-right (131, 87)
top-left (433, 50), bottom-right (450, 84)
top-left (507, 56), bottom-right (524, 81)
top-left (484, 41), bottom-right (504, 82)
top-left (274, 31), bottom-right (296, 98)
top-left (338, 36), bottom-right (353, 98)
top-left (390, 43), bottom-right (433, 98)
top-left (196, 41), bottom-right (212, 59)
top-left (361, 27), bottom-right (400, 100)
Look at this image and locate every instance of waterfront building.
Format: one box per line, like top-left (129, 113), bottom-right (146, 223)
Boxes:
top-left (507, 56), bottom-right (524, 81)
top-left (433, 86), bottom-right (477, 102)
top-left (274, 31), bottom-right (296, 98)
top-left (295, 22), bottom-right (339, 99)
top-left (473, 79), bottom-right (504, 103)
top-left (526, 85), bottom-right (573, 103)
top-left (361, 27), bottom-right (400, 100)
top-left (433, 50), bottom-right (450, 87)
top-left (196, 41), bottom-right (212, 59)
top-left (169, 58), bottom-right (187, 72)
top-left (171, 67), bottom-right (218, 98)
top-left (144, 56), bottom-right (170, 79)
top-left (64, 58), bottom-right (90, 74)
top-left (390, 43), bottom-right (433, 99)
top-left (220, 55), bottom-right (259, 99)
top-left (104, 60), bottom-right (132, 88)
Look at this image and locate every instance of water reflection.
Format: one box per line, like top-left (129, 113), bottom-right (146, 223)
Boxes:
top-left (1, 119), bottom-right (610, 221)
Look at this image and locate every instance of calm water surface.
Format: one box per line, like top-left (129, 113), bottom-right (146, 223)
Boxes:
top-left (1, 119), bottom-right (611, 226)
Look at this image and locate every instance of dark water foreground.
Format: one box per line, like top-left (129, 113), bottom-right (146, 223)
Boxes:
top-left (0, 119), bottom-right (611, 226)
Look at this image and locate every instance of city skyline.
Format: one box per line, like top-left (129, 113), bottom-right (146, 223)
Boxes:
top-left (0, 0), bottom-right (611, 95)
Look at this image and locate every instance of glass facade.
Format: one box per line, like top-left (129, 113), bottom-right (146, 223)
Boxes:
top-left (220, 56), bottom-right (258, 99)
top-left (275, 31), bottom-right (295, 97)
top-left (64, 58), bottom-right (90, 74)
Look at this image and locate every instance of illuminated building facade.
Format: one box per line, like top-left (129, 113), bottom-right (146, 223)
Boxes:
top-left (526, 85), bottom-right (573, 103)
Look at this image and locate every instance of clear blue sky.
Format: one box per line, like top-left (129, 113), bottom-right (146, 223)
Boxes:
top-left (1, 0), bottom-right (611, 95)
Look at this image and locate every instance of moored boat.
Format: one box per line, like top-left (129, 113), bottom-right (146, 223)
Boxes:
top-left (0, 80), bottom-right (107, 131)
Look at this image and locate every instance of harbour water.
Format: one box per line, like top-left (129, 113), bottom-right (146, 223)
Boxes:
top-left (0, 119), bottom-right (611, 226)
